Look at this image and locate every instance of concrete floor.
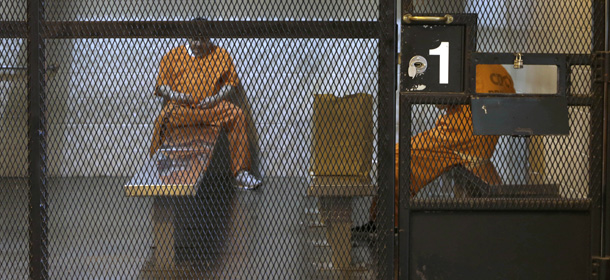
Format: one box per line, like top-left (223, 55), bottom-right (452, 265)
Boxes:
top-left (0, 177), bottom-right (386, 279)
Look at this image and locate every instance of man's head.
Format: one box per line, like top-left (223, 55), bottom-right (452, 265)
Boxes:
top-left (189, 17), bottom-right (214, 57)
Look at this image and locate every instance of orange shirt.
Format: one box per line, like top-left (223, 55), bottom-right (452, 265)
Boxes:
top-left (155, 45), bottom-right (240, 102)
top-left (411, 64), bottom-right (516, 160)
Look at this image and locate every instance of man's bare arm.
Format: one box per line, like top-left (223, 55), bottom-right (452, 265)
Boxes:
top-left (156, 85), bottom-right (197, 104)
top-left (198, 85), bottom-right (234, 109)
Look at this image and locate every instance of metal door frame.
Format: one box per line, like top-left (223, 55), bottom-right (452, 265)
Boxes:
top-left (398, 0), bottom-right (610, 279)
top-left (599, 0), bottom-right (610, 276)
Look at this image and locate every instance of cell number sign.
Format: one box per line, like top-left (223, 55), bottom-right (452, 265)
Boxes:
top-left (401, 15), bottom-right (475, 94)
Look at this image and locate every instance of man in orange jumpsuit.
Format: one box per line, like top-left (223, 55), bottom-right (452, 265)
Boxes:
top-left (353, 64), bottom-right (515, 233)
top-left (150, 18), bottom-right (261, 189)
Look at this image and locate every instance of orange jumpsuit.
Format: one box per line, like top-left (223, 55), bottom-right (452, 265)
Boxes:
top-left (150, 45), bottom-right (250, 176)
top-left (404, 64), bottom-right (516, 193)
top-left (406, 104), bottom-right (502, 194)
top-left (373, 64), bottom-right (516, 221)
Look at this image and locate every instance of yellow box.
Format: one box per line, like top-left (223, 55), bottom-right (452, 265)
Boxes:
top-left (312, 93), bottom-right (373, 177)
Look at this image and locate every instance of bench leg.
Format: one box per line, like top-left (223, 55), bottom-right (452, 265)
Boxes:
top-left (153, 200), bottom-right (175, 270)
top-left (318, 197), bottom-right (353, 279)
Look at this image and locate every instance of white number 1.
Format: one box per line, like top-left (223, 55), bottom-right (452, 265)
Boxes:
top-left (429, 42), bottom-right (449, 84)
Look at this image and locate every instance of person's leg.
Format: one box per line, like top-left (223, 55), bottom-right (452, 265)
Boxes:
top-left (167, 102), bottom-right (261, 188)
top-left (469, 160), bottom-right (502, 186)
top-left (209, 101), bottom-right (250, 175)
top-left (356, 138), bottom-right (462, 232)
top-left (211, 101), bottom-right (262, 189)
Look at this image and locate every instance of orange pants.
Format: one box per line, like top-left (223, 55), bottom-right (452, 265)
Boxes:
top-left (369, 64), bottom-right (515, 223)
top-left (370, 142), bottom-right (501, 222)
top-left (150, 100), bottom-right (250, 176)
top-left (370, 105), bottom-right (502, 223)
top-left (409, 133), bottom-right (502, 194)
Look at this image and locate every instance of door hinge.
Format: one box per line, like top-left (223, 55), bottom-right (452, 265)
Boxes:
top-left (593, 51), bottom-right (610, 84)
top-left (592, 256), bottom-right (610, 280)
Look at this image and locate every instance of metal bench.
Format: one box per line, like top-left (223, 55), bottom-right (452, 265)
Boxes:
top-left (307, 175), bottom-right (376, 276)
top-left (124, 125), bottom-right (233, 277)
top-left (125, 126), bottom-right (222, 196)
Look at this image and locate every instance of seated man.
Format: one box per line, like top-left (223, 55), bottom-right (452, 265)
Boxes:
top-left (149, 17), bottom-right (262, 190)
top-left (353, 64), bottom-right (515, 233)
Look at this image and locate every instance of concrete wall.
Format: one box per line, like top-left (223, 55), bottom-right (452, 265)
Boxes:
top-left (0, 2), bottom-right (27, 177)
top-left (1, 0), bottom-right (26, 21)
top-left (0, 0), bottom-right (597, 188)
top-left (1, 0), bottom-right (381, 178)
top-left (42, 37), bottom-right (379, 177)
top-left (0, 39), bottom-right (28, 177)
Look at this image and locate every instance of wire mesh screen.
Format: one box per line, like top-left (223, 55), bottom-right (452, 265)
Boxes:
top-left (402, 0), bottom-right (601, 209)
top-left (44, 1), bottom-right (378, 21)
top-left (408, 0), bottom-right (592, 54)
top-left (2, 0), bottom-right (26, 21)
top-left (0, 0), bottom-right (395, 278)
top-left (0, 37), bottom-right (29, 279)
top-left (41, 36), bottom-right (385, 278)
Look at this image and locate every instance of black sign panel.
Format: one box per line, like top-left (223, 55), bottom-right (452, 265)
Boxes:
top-left (471, 96), bottom-right (569, 135)
top-left (470, 54), bottom-right (570, 136)
top-left (401, 25), bottom-right (464, 93)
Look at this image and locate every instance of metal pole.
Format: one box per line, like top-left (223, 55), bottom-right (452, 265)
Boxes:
top-left (398, 2), bottom-right (410, 279)
top-left (379, 0), bottom-right (397, 279)
top-left (602, 0), bottom-right (610, 259)
top-left (591, 0), bottom-right (610, 257)
top-left (27, 0), bottom-right (47, 278)
top-left (398, 96), bottom-right (412, 280)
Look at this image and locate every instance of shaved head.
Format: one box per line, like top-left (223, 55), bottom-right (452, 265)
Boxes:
top-left (189, 17), bottom-right (214, 57)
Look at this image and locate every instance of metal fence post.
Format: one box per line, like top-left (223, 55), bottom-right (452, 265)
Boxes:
top-left (27, 0), bottom-right (47, 278)
top-left (379, 0), bottom-right (397, 278)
